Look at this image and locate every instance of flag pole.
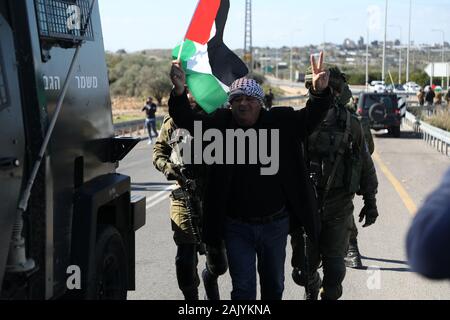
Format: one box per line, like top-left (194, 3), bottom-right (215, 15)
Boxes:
top-left (177, 40), bottom-right (185, 62)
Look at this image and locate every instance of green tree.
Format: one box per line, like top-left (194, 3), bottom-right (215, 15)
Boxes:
top-left (107, 52), bottom-right (173, 103)
top-left (148, 72), bottom-right (172, 105)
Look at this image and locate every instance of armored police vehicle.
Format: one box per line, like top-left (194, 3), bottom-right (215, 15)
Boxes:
top-left (0, 0), bottom-right (146, 299)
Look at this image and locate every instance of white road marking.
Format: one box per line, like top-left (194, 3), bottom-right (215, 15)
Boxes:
top-left (146, 194), bottom-right (170, 210)
top-left (146, 185), bottom-right (176, 210)
top-left (146, 186), bottom-right (174, 203)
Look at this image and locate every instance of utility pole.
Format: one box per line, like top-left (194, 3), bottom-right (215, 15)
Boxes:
top-left (366, 27), bottom-right (370, 91)
top-left (382, 0), bottom-right (388, 82)
top-left (406, 0), bottom-right (412, 83)
top-left (244, 0), bottom-right (253, 74)
top-left (399, 48), bottom-right (402, 84)
top-left (389, 25), bottom-right (402, 84)
top-left (290, 47), bottom-right (293, 82)
top-left (276, 48), bottom-right (279, 79)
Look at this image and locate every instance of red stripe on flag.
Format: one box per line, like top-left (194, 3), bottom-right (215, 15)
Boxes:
top-left (185, 0), bottom-right (221, 45)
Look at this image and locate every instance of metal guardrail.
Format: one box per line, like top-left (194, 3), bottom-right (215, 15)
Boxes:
top-left (404, 110), bottom-right (450, 157)
top-left (274, 95), bottom-right (308, 102)
top-left (273, 95), bottom-right (308, 108)
top-left (114, 116), bottom-right (163, 137)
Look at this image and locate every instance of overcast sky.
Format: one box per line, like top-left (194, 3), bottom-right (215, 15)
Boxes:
top-left (98, 0), bottom-right (450, 52)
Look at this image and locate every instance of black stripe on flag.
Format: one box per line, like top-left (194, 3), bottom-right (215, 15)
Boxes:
top-left (208, 0), bottom-right (249, 87)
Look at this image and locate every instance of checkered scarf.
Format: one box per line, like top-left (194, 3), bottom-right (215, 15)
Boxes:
top-left (228, 78), bottom-right (265, 103)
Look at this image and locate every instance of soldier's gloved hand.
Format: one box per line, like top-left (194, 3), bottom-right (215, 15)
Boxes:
top-left (164, 163), bottom-right (183, 181)
top-left (359, 197), bottom-right (378, 228)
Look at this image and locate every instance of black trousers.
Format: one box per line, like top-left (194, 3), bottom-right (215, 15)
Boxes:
top-left (291, 196), bottom-right (353, 300)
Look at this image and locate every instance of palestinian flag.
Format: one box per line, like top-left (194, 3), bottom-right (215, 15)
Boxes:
top-left (173, 0), bottom-right (248, 114)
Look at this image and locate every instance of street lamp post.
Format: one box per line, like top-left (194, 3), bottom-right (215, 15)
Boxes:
top-left (432, 29), bottom-right (445, 87)
top-left (389, 25), bottom-right (403, 84)
top-left (323, 18), bottom-right (338, 49)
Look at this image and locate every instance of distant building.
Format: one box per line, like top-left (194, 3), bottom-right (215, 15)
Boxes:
top-left (358, 36), bottom-right (365, 49)
top-left (343, 38), bottom-right (357, 50)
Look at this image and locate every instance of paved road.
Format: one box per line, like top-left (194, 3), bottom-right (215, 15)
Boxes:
top-left (119, 122), bottom-right (450, 300)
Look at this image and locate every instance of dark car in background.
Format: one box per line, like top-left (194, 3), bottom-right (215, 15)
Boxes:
top-left (357, 93), bottom-right (403, 138)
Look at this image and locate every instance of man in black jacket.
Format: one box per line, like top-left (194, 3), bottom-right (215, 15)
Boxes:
top-left (169, 52), bottom-right (332, 300)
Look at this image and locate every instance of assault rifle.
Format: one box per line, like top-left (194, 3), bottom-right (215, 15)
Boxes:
top-left (169, 133), bottom-right (206, 255)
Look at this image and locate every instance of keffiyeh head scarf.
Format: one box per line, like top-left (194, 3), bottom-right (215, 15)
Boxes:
top-left (228, 78), bottom-right (265, 104)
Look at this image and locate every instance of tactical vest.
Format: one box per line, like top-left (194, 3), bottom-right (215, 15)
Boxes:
top-left (308, 105), bottom-right (362, 196)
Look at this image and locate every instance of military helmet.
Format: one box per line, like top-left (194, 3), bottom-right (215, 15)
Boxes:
top-left (305, 64), bottom-right (352, 106)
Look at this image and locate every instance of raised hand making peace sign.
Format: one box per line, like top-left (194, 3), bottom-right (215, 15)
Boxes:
top-left (310, 51), bottom-right (330, 93)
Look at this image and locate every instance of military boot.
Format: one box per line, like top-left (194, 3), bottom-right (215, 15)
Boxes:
top-left (345, 240), bottom-right (363, 269)
top-left (202, 268), bottom-right (220, 300)
top-left (304, 272), bottom-right (322, 301)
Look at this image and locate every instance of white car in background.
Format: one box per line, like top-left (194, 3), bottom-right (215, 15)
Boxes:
top-left (386, 84), bottom-right (407, 94)
top-left (368, 81), bottom-right (386, 93)
top-left (403, 82), bottom-right (421, 93)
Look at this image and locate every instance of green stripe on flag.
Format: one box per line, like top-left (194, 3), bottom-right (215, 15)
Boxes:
top-left (172, 40), bottom-right (196, 70)
top-left (187, 73), bottom-right (228, 114)
top-left (173, 39), bottom-right (228, 113)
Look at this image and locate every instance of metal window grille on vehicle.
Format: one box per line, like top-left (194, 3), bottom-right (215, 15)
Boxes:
top-left (35, 0), bottom-right (95, 45)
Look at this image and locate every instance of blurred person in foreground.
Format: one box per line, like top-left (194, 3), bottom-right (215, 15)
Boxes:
top-left (406, 168), bottom-right (450, 279)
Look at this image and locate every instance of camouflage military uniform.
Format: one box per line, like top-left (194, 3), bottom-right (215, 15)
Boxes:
top-left (153, 115), bottom-right (201, 245)
top-left (291, 67), bottom-right (379, 300)
top-left (345, 100), bottom-right (375, 268)
top-left (153, 115), bottom-right (227, 300)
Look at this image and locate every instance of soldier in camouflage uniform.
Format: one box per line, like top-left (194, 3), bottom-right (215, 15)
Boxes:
top-left (153, 100), bottom-right (228, 300)
top-left (345, 96), bottom-right (375, 269)
top-left (291, 66), bottom-right (379, 300)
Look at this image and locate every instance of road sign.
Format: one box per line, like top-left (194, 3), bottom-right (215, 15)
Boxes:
top-left (425, 63), bottom-right (450, 77)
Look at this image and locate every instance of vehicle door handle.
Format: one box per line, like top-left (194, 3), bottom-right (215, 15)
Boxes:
top-left (0, 157), bottom-right (20, 170)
